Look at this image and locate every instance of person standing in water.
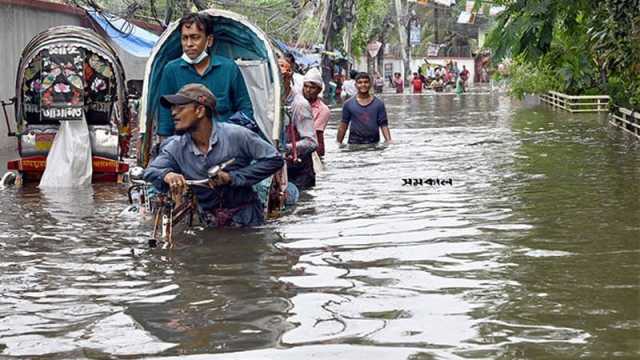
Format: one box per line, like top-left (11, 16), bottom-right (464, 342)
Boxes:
top-left (144, 84), bottom-right (283, 227)
top-left (302, 68), bottom-right (330, 158)
top-left (278, 57), bottom-right (318, 190)
top-left (393, 72), bottom-right (404, 93)
top-left (411, 72), bottom-right (423, 93)
top-left (337, 72), bottom-right (392, 145)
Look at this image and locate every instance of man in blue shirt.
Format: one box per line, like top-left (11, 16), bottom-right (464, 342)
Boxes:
top-left (156, 13), bottom-right (254, 137)
top-left (144, 84), bottom-right (283, 227)
top-left (338, 72), bottom-right (392, 145)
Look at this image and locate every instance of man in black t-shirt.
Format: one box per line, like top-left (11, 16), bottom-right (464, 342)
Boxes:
top-left (337, 72), bottom-right (392, 145)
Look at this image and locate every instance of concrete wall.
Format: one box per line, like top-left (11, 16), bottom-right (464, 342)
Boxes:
top-left (0, 1), bottom-right (148, 150)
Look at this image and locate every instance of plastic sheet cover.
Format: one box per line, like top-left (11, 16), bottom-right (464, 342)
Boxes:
top-left (39, 118), bottom-right (93, 188)
top-left (236, 60), bottom-right (275, 141)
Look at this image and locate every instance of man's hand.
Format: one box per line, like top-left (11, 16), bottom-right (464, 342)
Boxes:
top-left (163, 172), bottom-right (187, 196)
top-left (208, 171), bottom-right (232, 188)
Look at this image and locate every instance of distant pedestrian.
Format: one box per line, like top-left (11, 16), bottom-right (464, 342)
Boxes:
top-left (393, 72), bottom-right (404, 94)
top-left (338, 72), bottom-right (392, 145)
top-left (411, 72), bottom-right (423, 93)
top-left (460, 65), bottom-right (470, 92)
top-left (418, 68), bottom-right (427, 88)
top-left (455, 76), bottom-right (464, 95)
top-left (373, 72), bottom-right (385, 93)
top-left (302, 68), bottom-right (330, 158)
top-left (341, 69), bottom-right (358, 100)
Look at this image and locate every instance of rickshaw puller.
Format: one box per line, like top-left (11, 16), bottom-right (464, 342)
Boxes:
top-left (144, 84), bottom-right (283, 227)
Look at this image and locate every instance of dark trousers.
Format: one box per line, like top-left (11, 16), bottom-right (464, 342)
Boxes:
top-left (287, 153), bottom-right (315, 190)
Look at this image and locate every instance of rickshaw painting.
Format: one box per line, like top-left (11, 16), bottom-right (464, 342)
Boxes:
top-left (2, 26), bottom-right (130, 186)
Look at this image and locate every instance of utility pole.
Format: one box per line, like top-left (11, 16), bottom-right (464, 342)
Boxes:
top-left (394, 0), bottom-right (410, 84)
top-left (321, 0), bottom-right (336, 99)
top-left (343, 0), bottom-right (355, 72)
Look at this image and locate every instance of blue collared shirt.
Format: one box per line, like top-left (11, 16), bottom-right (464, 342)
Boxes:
top-left (156, 55), bottom-right (254, 136)
top-left (143, 122), bottom-right (283, 226)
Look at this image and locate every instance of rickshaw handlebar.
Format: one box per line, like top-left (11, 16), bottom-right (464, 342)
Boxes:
top-left (1, 97), bottom-right (16, 137)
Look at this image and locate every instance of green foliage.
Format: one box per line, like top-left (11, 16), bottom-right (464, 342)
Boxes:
top-left (508, 57), bottom-right (560, 99)
top-left (297, 16), bottom-right (321, 45)
top-left (351, 0), bottom-right (390, 58)
top-left (543, 23), bottom-right (600, 95)
top-left (485, 0), bottom-right (640, 109)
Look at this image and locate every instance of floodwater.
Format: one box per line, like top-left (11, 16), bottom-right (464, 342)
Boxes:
top-left (0, 90), bottom-right (639, 359)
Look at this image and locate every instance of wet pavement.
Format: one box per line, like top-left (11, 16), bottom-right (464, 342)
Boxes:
top-left (0, 90), bottom-right (639, 359)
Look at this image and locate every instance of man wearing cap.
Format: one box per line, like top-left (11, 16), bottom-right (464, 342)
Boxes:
top-left (143, 84), bottom-right (283, 227)
top-left (302, 68), bottom-right (330, 157)
top-left (278, 57), bottom-right (317, 190)
top-left (156, 13), bottom-right (254, 138)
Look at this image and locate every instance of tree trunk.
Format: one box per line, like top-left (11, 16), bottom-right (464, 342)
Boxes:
top-left (343, 0), bottom-right (355, 72)
top-left (377, 39), bottom-right (385, 77)
top-left (163, 0), bottom-right (174, 27)
top-left (394, 0), bottom-right (410, 83)
top-left (192, 0), bottom-right (208, 10)
top-left (321, 0), bottom-right (336, 99)
top-left (366, 52), bottom-right (373, 74)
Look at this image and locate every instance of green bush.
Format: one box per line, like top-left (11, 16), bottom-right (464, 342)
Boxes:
top-left (508, 57), bottom-right (560, 99)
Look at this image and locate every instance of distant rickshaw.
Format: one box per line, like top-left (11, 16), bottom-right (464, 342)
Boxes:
top-left (1, 26), bottom-right (130, 186)
top-left (126, 9), bottom-right (292, 246)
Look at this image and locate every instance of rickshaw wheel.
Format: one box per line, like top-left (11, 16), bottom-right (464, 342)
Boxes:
top-left (1, 172), bottom-right (17, 187)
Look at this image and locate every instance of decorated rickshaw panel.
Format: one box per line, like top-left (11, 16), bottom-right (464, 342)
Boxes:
top-left (21, 45), bottom-right (117, 125)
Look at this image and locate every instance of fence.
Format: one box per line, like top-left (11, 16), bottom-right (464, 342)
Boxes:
top-left (609, 106), bottom-right (640, 139)
top-left (539, 91), bottom-right (609, 113)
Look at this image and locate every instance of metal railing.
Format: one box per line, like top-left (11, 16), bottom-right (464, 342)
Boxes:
top-left (539, 91), bottom-right (610, 113)
top-left (609, 106), bottom-right (640, 139)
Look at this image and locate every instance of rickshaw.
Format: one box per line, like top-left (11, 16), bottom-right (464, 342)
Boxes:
top-left (126, 9), bottom-right (292, 247)
top-left (1, 26), bottom-right (130, 186)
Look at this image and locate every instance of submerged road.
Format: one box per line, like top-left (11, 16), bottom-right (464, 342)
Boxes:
top-left (0, 90), bottom-right (639, 359)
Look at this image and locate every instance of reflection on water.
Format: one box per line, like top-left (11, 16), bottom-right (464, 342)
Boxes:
top-left (0, 91), bottom-right (638, 359)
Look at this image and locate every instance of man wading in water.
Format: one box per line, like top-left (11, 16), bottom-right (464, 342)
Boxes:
top-left (337, 72), bottom-right (392, 145)
top-left (278, 57), bottom-right (318, 190)
top-left (144, 84), bottom-right (283, 227)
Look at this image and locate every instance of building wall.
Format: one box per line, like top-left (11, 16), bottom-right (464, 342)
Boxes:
top-left (0, 1), bottom-right (149, 150)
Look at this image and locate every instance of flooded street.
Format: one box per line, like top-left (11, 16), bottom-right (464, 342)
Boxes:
top-left (1, 91), bottom-right (639, 359)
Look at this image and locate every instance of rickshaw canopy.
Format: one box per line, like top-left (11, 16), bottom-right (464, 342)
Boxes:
top-left (15, 25), bottom-right (127, 130)
top-left (139, 9), bottom-right (282, 149)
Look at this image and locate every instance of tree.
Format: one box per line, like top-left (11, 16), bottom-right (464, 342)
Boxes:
top-left (484, 0), bottom-right (639, 108)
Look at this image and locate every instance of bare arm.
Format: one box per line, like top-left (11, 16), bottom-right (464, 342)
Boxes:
top-left (315, 130), bottom-right (325, 157)
top-left (381, 126), bottom-right (392, 143)
top-left (337, 122), bottom-right (348, 144)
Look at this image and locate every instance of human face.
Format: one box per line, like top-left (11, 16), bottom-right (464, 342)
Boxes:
top-left (180, 23), bottom-right (213, 59)
top-left (356, 77), bottom-right (371, 94)
top-left (171, 102), bottom-right (206, 134)
top-left (303, 82), bottom-right (322, 102)
top-left (278, 58), bottom-right (292, 82)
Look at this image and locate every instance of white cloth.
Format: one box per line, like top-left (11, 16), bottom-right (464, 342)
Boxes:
top-left (39, 119), bottom-right (93, 188)
top-left (181, 50), bottom-right (208, 65)
top-left (303, 68), bottom-right (323, 88)
top-left (292, 72), bottom-right (305, 96)
top-left (341, 79), bottom-right (357, 98)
